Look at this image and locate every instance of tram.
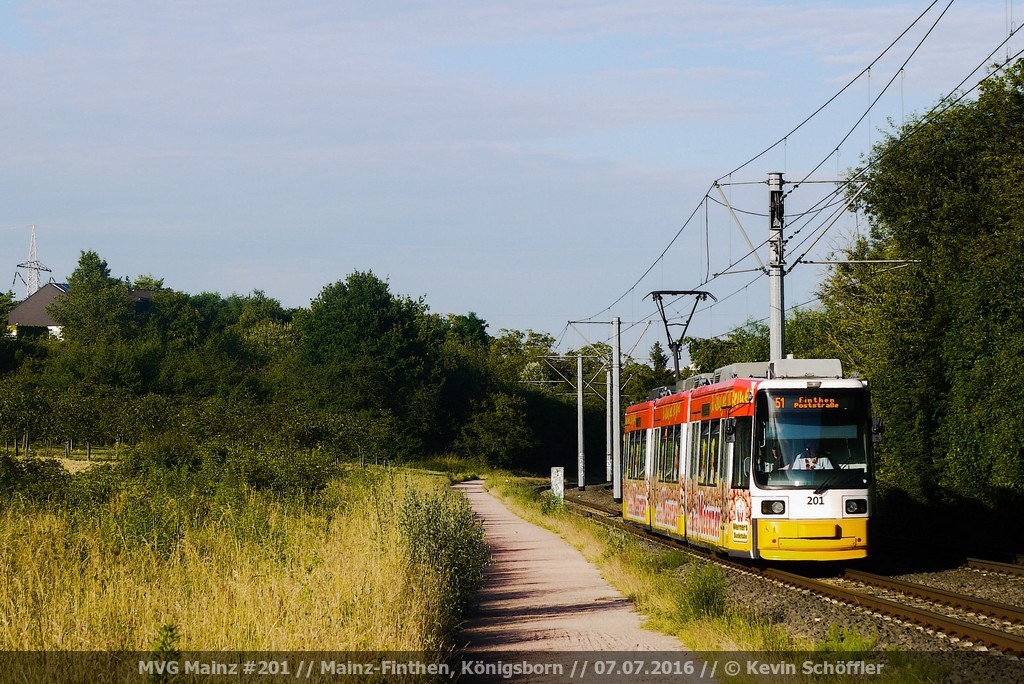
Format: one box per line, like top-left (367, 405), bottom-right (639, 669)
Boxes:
top-left (622, 358), bottom-right (877, 561)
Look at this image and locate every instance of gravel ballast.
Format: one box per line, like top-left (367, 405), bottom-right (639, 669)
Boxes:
top-left (564, 484), bottom-right (1024, 682)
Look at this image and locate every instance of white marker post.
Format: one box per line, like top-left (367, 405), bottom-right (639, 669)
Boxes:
top-left (551, 467), bottom-right (564, 501)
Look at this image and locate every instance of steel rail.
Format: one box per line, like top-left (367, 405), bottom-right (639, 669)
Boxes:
top-left (764, 568), bottom-right (1024, 655)
top-left (968, 558), bottom-right (1024, 577)
top-left (844, 569), bottom-right (1024, 623)
top-left (559, 494), bottom-right (1024, 655)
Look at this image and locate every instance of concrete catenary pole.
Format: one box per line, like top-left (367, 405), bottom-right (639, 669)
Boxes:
top-left (768, 172), bottom-right (786, 361)
top-left (611, 317), bottom-right (622, 502)
top-left (606, 368), bottom-right (613, 483)
top-left (577, 353), bottom-right (585, 491)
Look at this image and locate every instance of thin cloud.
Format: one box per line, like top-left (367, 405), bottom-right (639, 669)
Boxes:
top-left (0, 0), bottom-right (1012, 340)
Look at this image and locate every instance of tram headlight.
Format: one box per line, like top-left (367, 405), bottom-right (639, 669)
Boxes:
top-left (845, 499), bottom-right (867, 515)
top-left (761, 500), bottom-right (785, 515)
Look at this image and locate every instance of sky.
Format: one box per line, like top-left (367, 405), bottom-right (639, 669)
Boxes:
top-left (0, 0), bottom-right (1017, 362)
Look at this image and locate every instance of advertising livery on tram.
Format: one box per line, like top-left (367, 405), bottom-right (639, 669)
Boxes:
top-left (622, 358), bottom-right (877, 561)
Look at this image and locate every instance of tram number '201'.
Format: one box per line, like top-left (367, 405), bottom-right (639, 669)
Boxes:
top-left (807, 495), bottom-right (825, 505)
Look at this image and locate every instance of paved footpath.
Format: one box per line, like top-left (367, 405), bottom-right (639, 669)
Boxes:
top-left (454, 480), bottom-right (686, 653)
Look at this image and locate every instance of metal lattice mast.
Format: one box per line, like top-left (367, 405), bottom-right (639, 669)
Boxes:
top-left (16, 225), bottom-right (51, 296)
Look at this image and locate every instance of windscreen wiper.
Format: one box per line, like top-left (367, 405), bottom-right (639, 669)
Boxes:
top-left (813, 478), bottom-right (834, 496)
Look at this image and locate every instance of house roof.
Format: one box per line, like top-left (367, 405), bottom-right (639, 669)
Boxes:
top-left (7, 284), bottom-right (156, 329)
top-left (7, 282), bottom-right (69, 328)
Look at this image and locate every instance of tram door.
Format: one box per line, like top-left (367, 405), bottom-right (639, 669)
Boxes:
top-left (723, 417), bottom-right (754, 557)
top-left (688, 419), bottom-right (728, 549)
top-left (650, 425), bottom-right (683, 536)
top-left (621, 429), bottom-right (651, 526)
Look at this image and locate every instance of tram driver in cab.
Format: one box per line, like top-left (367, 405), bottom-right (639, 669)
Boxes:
top-left (790, 444), bottom-right (834, 470)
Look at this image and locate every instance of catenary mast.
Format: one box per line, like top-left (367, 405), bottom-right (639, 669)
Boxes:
top-left (768, 173), bottom-right (785, 360)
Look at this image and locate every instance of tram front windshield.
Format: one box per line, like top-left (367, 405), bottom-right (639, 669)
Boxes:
top-left (753, 389), bottom-right (870, 489)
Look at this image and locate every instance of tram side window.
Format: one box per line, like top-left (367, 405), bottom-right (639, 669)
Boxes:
top-left (624, 433), bottom-right (633, 479)
top-left (697, 421), bottom-right (709, 484)
top-left (730, 417), bottom-right (753, 488)
top-left (658, 425), bottom-right (680, 482)
top-left (622, 433), bottom-right (631, 478)
top-left (637, 432), bottom-right (648, 479)
top-left (670, 425), bottom-right (681, 480)
top-left (689, 421), bottom-right (701, 480)
top-left (709, 421), bottom-right (720, 486)
top-left (624, 433), bottom-right (634, 479)
top-left (655, 428), bottom-right (663, 481)
top-left (625, 431), bottom-right (647, 480)
top-left (697, 421), bottom-right (720, 486)
top-left (652, 428), bottom-right (663, 481)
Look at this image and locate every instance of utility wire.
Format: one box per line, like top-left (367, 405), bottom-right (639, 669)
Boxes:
top-left (699, 295), bottom-right (822, 343)
top-left (577, 2), bottom-right (1023, 355)
top-left (580, 182), bottom-right (714, 321)
top-left (783, 1), bottom-right (956, 204)
top-left (707, 1), bottom-right (956, 292)
top-left (769, 0), bottom-right (954, 267)
top-left (716, 0), bottom-right (944, 182)
top-left (785, 20), bottom-right (1024, 268)
top-left (584, 3), bottom-right (949, 325)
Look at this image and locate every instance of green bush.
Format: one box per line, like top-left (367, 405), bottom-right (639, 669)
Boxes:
top-left (399, 487), bottom-right (489, 621)
top-left (63, 463), bottom-right (120, 508)
top-left (103, 486), bottom-right (204, 556)
top-left (0, 455), bottom-right (70, 502)
top-left (225, 447), bottom-right (336, 495)
top-left (119, 432), bottom-right (339, 497)
top-left (121, 432), bottom-right (201, 474)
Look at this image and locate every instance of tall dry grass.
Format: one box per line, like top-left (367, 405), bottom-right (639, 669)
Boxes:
top-left (0, 467), bottom-right (485, 652)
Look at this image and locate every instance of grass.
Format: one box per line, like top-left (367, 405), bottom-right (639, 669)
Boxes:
top-left (0, 466), bottom-right (487, 653)
top-left (485, 475), bottom-right (955, 683)
top-left (56, 458), bottom-right (95, 473)
top-left (403, 453), bottom-right (492, 484)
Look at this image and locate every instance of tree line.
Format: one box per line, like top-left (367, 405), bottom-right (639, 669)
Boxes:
top-left (7, 60), bottom-right (1021, 534)
top-left (685, 61), bottom-right (1024, 542)
top-left (0, 256), bottom-right (667, 477)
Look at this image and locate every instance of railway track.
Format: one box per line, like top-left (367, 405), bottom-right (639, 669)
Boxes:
top-left (790, 569), bottom-right (1024, 655)
top-left (968, 557), bottom-right (1024, 577)
top-left (841, 569), bottom-right (1024, 624)
top-left (559, 493), bottom-right (1024, 656)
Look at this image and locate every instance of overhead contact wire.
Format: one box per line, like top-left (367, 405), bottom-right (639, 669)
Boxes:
top-left (716, 0), bottom-right (944, 182)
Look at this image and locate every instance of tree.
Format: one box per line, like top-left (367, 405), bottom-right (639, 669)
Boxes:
top-left (132, 274), bottom-right (165, 291)
top-left (620, 346), bottom-right (676, 406)
top-left (456, 392), bottom-right (536, 467)
top-left (0, 290), bottom-right (15, 319)
top-left (827, 59), bottom-right (1024, 504)
top-left (295, 271), bottom-right (443, 453)
top-left (0, 290), bottom-right (17, 372)
top-left (682, 309), bottom-right (839, 376)
top-left (686, 321), bottom-right (769, 373)
top-left (48, 251), bottom-right (133, 345)
top-left (0, 373), bottom-right (50, 456)
top-left (649, 341), bottom-right (669, 372)
top-left (445, 312), bottom-right (489, 347)
top-left (430, 312), bottom-right (494, 445)
top-left (146, 289), bottom-right (204, 350)
top-left (489, 329), bottom-right (560, 387)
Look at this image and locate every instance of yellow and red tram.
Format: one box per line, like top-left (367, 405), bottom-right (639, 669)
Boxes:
top-left (623, 358), bottom-right (874, 561)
